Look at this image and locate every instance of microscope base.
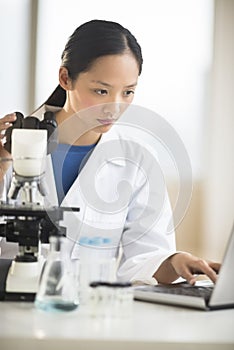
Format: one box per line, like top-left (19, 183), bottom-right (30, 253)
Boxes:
top-left (0, 258), bottom-right (39, 302)
top-left (2, 291), bottom-right (35, 302)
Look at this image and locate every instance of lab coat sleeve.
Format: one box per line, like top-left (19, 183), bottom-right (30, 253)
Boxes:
top-left (117, 156), bottom-right (177, 285)
top-left (0, 166), bottom-right (13, 201)
top-left (0, 167), bottom-right (13, 248)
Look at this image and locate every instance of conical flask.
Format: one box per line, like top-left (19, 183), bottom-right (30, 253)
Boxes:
top-left (35, 235), bottom-right (79, 312)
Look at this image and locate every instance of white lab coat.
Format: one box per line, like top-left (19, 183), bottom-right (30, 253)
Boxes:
top-left (3, 105), bottom-right (177, 284)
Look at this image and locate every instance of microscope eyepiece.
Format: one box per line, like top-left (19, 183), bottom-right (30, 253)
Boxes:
top-left (4, 111), bottom-right (58, 155)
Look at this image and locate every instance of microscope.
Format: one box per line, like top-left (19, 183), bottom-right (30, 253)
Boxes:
top-left (0, 112), bottom-right (78, 301)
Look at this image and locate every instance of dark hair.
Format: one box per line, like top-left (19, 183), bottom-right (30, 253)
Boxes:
top-left (44, 19), bottom-right (143, 107)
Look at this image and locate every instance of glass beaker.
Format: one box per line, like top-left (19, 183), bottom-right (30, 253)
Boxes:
top-left (35, 235), bottom-right (79, 312)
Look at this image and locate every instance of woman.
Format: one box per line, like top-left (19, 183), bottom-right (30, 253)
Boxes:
top-left (0, 19), bottom-right (220, 285)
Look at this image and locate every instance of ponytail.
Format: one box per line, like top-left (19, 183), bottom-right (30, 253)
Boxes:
top-left (45, 85), bottom-right (66, 107)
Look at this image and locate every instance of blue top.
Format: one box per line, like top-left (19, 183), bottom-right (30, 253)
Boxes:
top-left (51, 143), bottom-right (96, 204)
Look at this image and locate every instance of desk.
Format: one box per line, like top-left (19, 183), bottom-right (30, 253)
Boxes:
top-left (0, 300), bottom-right (233, 350)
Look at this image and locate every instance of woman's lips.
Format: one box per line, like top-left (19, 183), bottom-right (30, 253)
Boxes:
top-left (97, 118), bottom-right (116, 125)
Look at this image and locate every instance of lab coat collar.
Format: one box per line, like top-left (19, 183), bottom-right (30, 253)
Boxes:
top-left (95, 126), bottom-right (127, 167)
top-left (34, 104), bottom-right (127, 167)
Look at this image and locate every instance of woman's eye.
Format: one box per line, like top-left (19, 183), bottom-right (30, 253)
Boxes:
top-left (94, 89), bottom-right (108, 95)
top-left (123, 90), bottom-right (135, 97)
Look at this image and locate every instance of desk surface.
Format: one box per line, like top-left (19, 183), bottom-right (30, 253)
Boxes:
top-left (0, 300), bottom-right (234, 350)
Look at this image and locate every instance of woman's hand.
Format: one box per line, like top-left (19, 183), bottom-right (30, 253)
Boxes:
top-left (154, 252), bottom-right (221, 285)
top-left (0, 113), bottom-right (16, 145)
top-left (169, 252), bottom-right (221, 285)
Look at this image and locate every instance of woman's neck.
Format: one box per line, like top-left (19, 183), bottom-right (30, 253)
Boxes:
top-left (55, 108), bottom-right (101, 146)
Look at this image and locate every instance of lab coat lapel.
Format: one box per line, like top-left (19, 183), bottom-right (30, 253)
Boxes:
top-left (43, 125), bottom-right (126, 209)
top-left (60, 125), bottom-right (127, 225)
top-left (44, 155), bottom-right (59, 207)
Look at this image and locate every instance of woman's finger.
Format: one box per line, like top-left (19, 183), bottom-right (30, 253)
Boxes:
top-left (179, 267), bottom-right (197, 285)
top-left (189, 259), bottom-right (218, 283)
top-left (207, 261), bottom-right (221, 273)
top-left (0, 113), bottom-right (16, 128)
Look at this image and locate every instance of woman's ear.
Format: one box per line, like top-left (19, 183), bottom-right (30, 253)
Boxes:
top-left (59, 67), bottom-right (72, 90)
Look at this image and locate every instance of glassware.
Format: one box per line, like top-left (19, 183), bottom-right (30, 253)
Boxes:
top-left (78, 236), bottom-right (117, 304)
top-left (89, 281), bottom-right (133, 318)
top-left (35, 235), bottom-right (79, 312)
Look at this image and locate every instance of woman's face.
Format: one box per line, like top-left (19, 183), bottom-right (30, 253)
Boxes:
top-left (62, 53), bottom-right (139, 135)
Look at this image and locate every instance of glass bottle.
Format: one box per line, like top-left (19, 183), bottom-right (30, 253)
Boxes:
top-left (35, 235), bottom-right (79, 312)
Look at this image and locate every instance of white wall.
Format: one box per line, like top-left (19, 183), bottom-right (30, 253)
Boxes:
top-left (202, 0), bottom-right (234, 261)
top-left (0, 0), bottom-right (32, 115)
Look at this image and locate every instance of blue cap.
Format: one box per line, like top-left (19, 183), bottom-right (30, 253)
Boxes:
top-left (79, 236), bottom-right (111, 246)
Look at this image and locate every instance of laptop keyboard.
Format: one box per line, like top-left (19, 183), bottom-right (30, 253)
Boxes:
top-left (136, 282), bottom-right (213, 303)
top-left (142, 283), bottom-right (214, 302)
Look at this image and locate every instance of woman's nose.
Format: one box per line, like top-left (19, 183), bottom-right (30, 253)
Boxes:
top-left (102, 102), bottom-right (121, 118)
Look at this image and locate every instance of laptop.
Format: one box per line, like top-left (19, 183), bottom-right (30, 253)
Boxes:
top-left (134, 223), bottom-right (234, 310)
